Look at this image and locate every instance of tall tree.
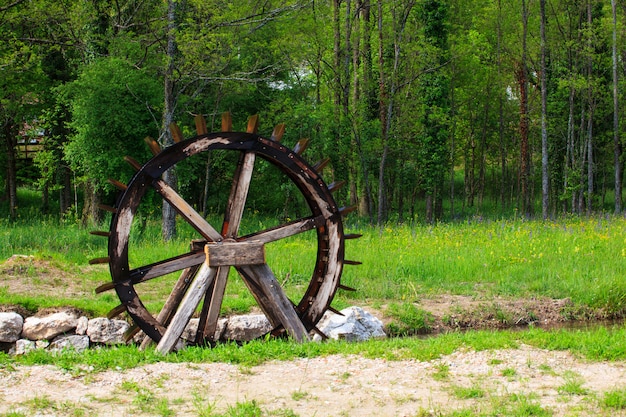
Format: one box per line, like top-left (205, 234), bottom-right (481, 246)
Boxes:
top-left (540, 0), bottom-right (549, 219)
top-left (612, 0), bottom-right (622, 213)
top-left (418, 0), bottom-right (450, 222)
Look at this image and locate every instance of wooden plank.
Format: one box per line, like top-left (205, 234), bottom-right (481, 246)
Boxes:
top-left (156, 259), bottom-right (217, 354)
top-left (312, 157), bottom-right (330, 172)
top-left (221, 112), bottom-right (232, 132)
top-left (239, 264), bottom-right (309, 342)
top-left (293, 138), bottom-right (310, 155)
top-left (236, 266), bottom-right (283, 329)
top-left (90, 230), bottom-right (110, 237)
top-left (328, 180), bottom-right (346, 193)
top-left (271, 123), bottom-right (285, 142)
top-left (140, 264), bottom-right (199, 349)
top-left (97, 204), bottom-right (117, 213)
top-left (144, 136), bottom-right (161, 155)
top-left (238, 215), bottom-right (324, 244)
top-left (169, 122), bottom-right (184, 143)
top-left (89, 257), bottom-right (110, 265)
top-left (196, 266), bottom-right (230, 344)
top-left (194, 115), bottom-right (208, 135)
top-left (206, 241), bottom-right (265, 267)
top-left (124, 156), bottom-right (142, 171)
top-left (95, 251), bottom-right (205, 294)
top-left (221, 151), bottom-right (255, 238)
top-left (246, 114), bottom-right (259, 133)
top-left (108, 178), bottom-right (127, 191)
top-left (152, 179), bottom-right (222, 242)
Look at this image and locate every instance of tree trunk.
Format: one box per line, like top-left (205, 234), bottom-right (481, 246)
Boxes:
top-left (376, 0), bottom-right (387, 226)
top-left (518, 0), bottom-right (532, 218)
top-left (2, 115), bottom-right (18, 220)
top-left (586, 1), bottom-right (594, 215)
top-left (81, 180), bottom-right (101, 226)
top-left (540, 0), bottom-right (549, 219)
top-left (612, 0), bottom-right (622, 213)
top-left (161, 0), bottom-right (179, 241)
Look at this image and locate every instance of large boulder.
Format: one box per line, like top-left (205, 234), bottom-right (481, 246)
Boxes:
top-left (314, 306), bottom-right (386, 342)
top-left (86, 318), bottom-right (130, 345)
top-left (0, 312), bottom-right (24, 342)
top-left (21, 311), bottom-right (78, 341)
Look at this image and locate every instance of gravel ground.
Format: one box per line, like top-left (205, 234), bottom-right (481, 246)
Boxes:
top-left (2, 344), bottom-right (626, 416)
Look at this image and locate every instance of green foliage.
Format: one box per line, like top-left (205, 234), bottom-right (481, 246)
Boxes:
top-left (60, 57), bottom-right (161, 193)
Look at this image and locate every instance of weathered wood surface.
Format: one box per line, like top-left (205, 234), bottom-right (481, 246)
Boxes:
top-left (206, 241), bottom-right (265, 267)
top-left (156, 258), bottom-right (217, 354)
top-left (153, 179), bottom-right (222, 242)
top-left (240, 264), bottom-right (309, 342)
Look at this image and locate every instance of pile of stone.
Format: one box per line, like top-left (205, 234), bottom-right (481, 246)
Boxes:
top-left (0, 306), bottom-right (386, 355)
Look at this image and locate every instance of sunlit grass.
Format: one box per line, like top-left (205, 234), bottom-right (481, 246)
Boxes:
top-left (2, 205), bottom-right (626, 319)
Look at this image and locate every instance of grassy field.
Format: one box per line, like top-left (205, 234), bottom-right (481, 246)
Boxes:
top-left (2, 207), bottom-right (626, 319)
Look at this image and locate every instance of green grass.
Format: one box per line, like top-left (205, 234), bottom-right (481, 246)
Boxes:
top-left (3, 210), bottom-right (626, 319)
top-left (2, 325), bottom-right (626, 370)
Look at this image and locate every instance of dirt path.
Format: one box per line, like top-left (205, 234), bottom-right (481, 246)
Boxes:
top-left (2, 344), bottom-right (626, 416)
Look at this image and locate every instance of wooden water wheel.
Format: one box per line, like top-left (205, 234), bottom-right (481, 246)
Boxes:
top-left (91, 113), bottom-right (359, 353)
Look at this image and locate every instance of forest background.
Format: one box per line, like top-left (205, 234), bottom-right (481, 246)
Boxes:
top-left (2, 0), bottom-right (626, 234)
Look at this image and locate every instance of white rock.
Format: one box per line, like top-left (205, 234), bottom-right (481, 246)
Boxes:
top-left (21, 311), bottom-right (79, 341)
top-left (50, 335), bottom-right (90, 353)
top-left (75, 316), bottom-right (89, 335)
top-left (86, 318), bottom-right (130, 344)
top-left (223, 314), bottom-right (272, 341)
top-left (14, 339), bottom-right (35, 355)
top-left (313, 306), bottom-right (386, 342)
top-left (0, 312), bottom-right (24, 342)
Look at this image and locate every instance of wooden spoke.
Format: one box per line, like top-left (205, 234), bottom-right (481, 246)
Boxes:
top-left (140, 264), bottom-right (201, 349)
top-left (338, 284), bottom-right (356, 292)
top-left (344, 260), bottom-right (362, 265)
top-left (90, 230), bottom-right (110, 237)
top-left (124, 156), bottom-right (142, 171)
top-left (170, 122), bottom-right (184, 143)
top-left (108, 178), bottom-right (127, 191)
top-left (222, 151), bottom-right (255, 238)
top-left (271, 123), bottom-right (285, 142)
top-left (312, 158), bottom-right (330, 172)
top-left (293, 138), bottom-right (309, 155)
top-left (339, 205), bottom-right (357, 216)
top-left (328, 180), bottom-right (346, 193)
top-left (239, 264), bottom-right (309, 342)
top-left (326, 305), bottom-right (343, 316)
top-left (97, 250), bottom-right (206, 294)
top-left (152, 179), bottom-right (222, 242)
top-left (246, 114), bottom-right (259, 133)
top-left (144, 136), bottom-right (161, 156)
top-left (238, 215), bottom-right (325, 244)
top-left (89, 257), bottom-right (110, 265)
top-left (156, 261), bottom-right (218, 354)
top-left (195, 266), bottom-right (230, 344)
top-left (345, 233), bottom-right (363, 240)
top-left (194, 115), bottom-right (208, 135)
top-left (98, 204), bottom-right (117, 213)
top-left (221, 112), bottom-right (232, 132)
